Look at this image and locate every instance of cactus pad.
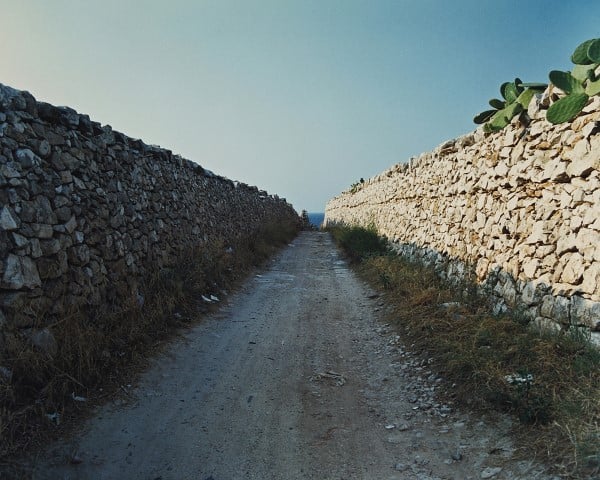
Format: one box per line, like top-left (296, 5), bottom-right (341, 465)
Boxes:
top-left (474, 110), bottom-right (496, 124)
top-left (586, 39), bottom-right (600, 63)
top-left (571, 64), bottom-right (598, 82)
top-left (516, 88), bottom-right (536, 108)
top-left (549, 70), bottom-right (584, 94)
top-left (502, 82), bottom-right (519, 103)
top-left (489, 98), bottom-right (505, 109)
top-left (586, 78), bottom-right (600, 96)
top-left (571, 39), bottom-right (596, 65)
top-left (486, 102), bottom-right (523, 132)
top-left (546, 93), bottom-right (589, 124)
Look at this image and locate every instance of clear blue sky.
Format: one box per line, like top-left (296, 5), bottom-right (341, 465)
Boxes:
top-left (2, 1), bottom-right (599, 212)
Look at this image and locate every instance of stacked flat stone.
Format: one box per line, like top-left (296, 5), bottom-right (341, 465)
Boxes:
top-left (325, 88), bottom-right (600, 341)
top-left (0, 83), bottom-right (298, 339)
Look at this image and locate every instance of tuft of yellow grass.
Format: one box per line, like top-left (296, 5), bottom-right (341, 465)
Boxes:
top-left (330, 225), bottom-right (599, 479)
top-left (0, 221), bottom-right (300, 465)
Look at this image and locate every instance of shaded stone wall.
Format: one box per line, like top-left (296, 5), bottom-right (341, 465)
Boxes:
top-left (326, 89), bottom-right (600, 339)
top-left (0, 83), bottom-right (299, 334)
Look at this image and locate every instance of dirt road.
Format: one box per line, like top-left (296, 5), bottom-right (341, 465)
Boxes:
top-left (31, 232), bottom-right (555, 479)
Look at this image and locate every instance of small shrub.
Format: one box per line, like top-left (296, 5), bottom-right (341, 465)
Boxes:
top-left (348, 178), bottom-right (365, 194)
top-left (474, 78), bottom-right (546, 132)
top-left (329, 225), bottom-right (389, 261)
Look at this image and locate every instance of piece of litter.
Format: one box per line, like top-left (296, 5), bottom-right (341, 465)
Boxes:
top-left (201, 295), bottom-right (212, 303)
top-left (209, 295), bottom-right (219, 302)
top-left (439, 302), bottom-right (461, 309)
top-left (71, 392), bottom-right (87, 402)
top-left (46, 412), bottom-right (60, 425)
top-left (385, 424), bottom-right (396, 430)
top-left (310, 371), bottom-right (346, 386)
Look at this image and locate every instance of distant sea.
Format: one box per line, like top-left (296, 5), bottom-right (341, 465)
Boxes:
top-left (307, 212), bottom-right (325, 229)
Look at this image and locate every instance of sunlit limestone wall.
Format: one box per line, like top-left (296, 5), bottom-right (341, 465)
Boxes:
top-left (326, 90), bottom-right (600, 340)
top-left (0, 83), bottom-right (299, 342)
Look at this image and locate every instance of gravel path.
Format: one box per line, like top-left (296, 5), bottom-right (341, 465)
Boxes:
top-left (30, 232), bottom-right (556, 479)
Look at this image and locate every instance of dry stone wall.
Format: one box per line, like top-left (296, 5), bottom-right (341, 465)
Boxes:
top-left (0, 83), bottom-right (299, 338)
top-left (326, 88), bottom-right (600, 340)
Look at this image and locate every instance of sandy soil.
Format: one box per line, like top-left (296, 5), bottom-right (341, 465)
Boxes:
top-left (27, 232), bottom-right (557, 480)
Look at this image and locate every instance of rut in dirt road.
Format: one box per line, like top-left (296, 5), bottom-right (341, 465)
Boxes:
top-left (31, 232), bottom-right (556, 480)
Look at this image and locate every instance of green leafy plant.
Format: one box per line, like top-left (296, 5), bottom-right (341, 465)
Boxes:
top-left (329, 224), bottom-right (600, 476)
top-left (328, 224), bottom-right (388, 261)
top-left (349, 177), bottom-right (365, 194)
top-left (474, 78), bottom-right (546, 132)
top-left (546, 38), bottom-right (600, 124)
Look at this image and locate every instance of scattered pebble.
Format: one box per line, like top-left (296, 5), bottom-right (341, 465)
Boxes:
top-left (451, 450), bottom-right (463, 461)
top-left (45, 412), bottom-right (60, 425)
top-left (481, 466), bottom-right (503, 478)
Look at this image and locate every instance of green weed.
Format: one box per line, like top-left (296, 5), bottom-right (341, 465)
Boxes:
top-left (328, 224), bottom-right (389, 262)
top-left (327, 224), bottom-right (600, 478)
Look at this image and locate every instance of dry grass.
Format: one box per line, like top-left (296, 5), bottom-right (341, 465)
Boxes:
top-left (0, 221), bottom-right (299, 467)
top-left (330, 226), bottom-right (600, 479)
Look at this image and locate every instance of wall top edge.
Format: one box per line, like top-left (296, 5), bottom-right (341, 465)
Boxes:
top-left (0, 82), bottom-right (291, 207)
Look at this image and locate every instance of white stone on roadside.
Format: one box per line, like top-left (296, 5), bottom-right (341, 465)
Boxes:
top-left (481, 466), bottom-right (502, 479)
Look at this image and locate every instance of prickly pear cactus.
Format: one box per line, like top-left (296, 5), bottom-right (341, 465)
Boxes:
top-left (483, 102), bottom-right (523, 132)
top-left (587, 39), bottom-right (600, 63)
top-left (489, 98), bottom-right (505, 109)
top-left (473, 110), bottom-right (496, 124)
top-left (516, 88), bottom-right (536, 108)
top-left (475, 77), bottom-right (545, 132)
top-left (545, 38), bottom-right (600, 124)
top-left (586, 78), bottom-right (600, 96)
top-left (474, 38), bottom-right (600, 130)
top-left (546, 93), bottom-right (589, 124)
top-left (571, 64), bottom-right (597, 82)
top-left (549, 71), bottom-right (584, 94)
top-left (571, 39), bottom-right (597, 65)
